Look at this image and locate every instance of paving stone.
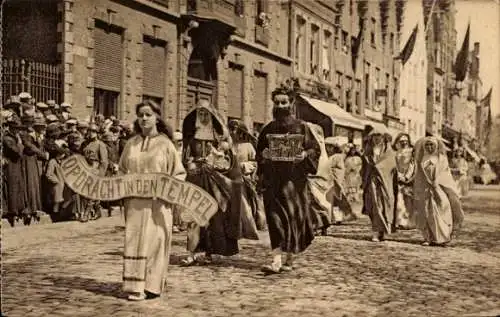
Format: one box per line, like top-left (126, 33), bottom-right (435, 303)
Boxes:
top-left (2, 186), bottom-right (500, 316)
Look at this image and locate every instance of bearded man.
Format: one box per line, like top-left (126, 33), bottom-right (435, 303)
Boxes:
top-left (256, 87), bottom-right (320, 274)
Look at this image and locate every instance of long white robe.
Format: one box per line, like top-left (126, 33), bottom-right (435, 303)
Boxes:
top-left (119, 134), bottom-right (186, 294)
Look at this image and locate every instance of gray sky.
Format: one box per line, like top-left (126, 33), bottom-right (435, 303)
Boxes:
top-left (455, 0), bottom-right (500, 116)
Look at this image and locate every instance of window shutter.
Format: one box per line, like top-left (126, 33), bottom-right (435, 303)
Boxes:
top-left (94, 24), bottom-right (123, 91)
top-left (143, 39), bottom-right (166, 98)
top-left (227, 64), bottom-right (244, 119)
top-left (253, 71), bottom-right (267, 123)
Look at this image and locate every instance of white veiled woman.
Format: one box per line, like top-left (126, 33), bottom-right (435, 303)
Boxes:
top-left (413, 136), bottom-right (464, 246)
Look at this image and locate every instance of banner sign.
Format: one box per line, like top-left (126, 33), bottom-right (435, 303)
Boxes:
top-left (60, 155), bottom-right (218, 227)
top-left (266, 134), bottom-right (304, 161)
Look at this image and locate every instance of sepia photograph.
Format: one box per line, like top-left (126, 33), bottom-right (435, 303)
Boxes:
top-left (1, 0), bottom-right (499, 316)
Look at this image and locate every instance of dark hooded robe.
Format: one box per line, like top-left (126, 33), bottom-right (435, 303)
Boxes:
top-left (182, 104), bottom-right (243, 256)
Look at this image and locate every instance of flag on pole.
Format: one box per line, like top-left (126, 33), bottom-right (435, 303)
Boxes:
top-left (351, 21), bottom-right (364, 74)
top-left (480, 87), bottom-right (493, 146)
top-left (454, 23), bottom-right (470, 82)
top-left (395, 24), bottom-right (418, 66)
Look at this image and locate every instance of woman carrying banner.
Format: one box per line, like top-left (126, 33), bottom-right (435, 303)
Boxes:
top-left (180, 100), bottom-right (248, 266)
top-left (393, 133), bottom-right (416, 230)
top-left (413, 137), bottom-right (464, 246)
top-left (119, 100), bottom-right (186, 301)
top-left (361, 128), bottom-right (397, 242)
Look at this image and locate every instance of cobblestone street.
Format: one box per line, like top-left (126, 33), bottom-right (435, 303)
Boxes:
top-left (2, 186), bottom-right (499, 317)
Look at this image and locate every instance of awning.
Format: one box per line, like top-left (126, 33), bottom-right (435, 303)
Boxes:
top-left (298, 95), bottom-right (366, 130)
top-left (463, 144), bottom-right (480, 162)
top-left (363, 120), bottom-right (390, 135)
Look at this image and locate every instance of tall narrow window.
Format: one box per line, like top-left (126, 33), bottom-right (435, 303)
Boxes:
top-left (310, 24), bottom-right (319, 75)
top-left (322, 30), bottom-right (332, 80)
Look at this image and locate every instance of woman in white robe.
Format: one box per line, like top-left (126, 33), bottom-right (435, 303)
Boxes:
top-left (413, 137), bottom-right (464, 246)
top-left (119, 100), bottom-right (186, 301)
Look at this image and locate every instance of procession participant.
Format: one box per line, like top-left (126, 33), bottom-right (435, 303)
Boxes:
top-left (344, 144), bottom-right (363, 205)
top-left (119, 99), bottom-right (186, 301)
top-left (324, 137), bottom-right (354, 226)
top-left (393, 133), bottom-right (416, 230)
top-left (256, 86), bottom-right (320, 274)
top-left (229, 119), bottom-right (266, 232)
top-left (20, 115), bottom-right (47, 224)
top-left (361, 128), bottom-right (396, 242)
top-left (413, 137), bottom-right (464, 246)
top-left (2, 112), bottom-right (29, 226)
top-left (450, 147), bottom-right (469, 197)
top-left (180, 100), bottom-right (243, 266)
top-left (60, 102), bottom-right (72, 121)
top-left (306, 124), bottom-right (334, 236)
top-left (19, 92), bottom-right (32, 104)
top-left (172, 130), bottom-right (185, 233)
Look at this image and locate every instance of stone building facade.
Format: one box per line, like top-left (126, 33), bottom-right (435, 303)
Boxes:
top-left (398, 0), bottom-right (427, 142)
top-left (423, 0), bottom-right (457, 137)
top-left (289, 0), bottom-right (405, 142)
top-left (3, 0), bottom-right (292, 131)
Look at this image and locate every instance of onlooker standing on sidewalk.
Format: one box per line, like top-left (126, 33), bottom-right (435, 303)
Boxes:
top-left (44, 140), bottom-right (67, 222)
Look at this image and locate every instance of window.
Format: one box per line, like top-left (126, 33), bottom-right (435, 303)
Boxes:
top-left (393, 78), bottom-right (398, 111)
top-left (227, 63), bottom-right (244, 119)
top-left (355, 80), bottom-right (361, 113)
top-left (310, 24), bottom-right (319, 75)
top-left (143, 36), bottom-right (166, 110)
top-left (94, 88), bottom-right (119, 118)
top-left (349, 0), bottom-right (353, 15)
top-left (390, 33), bottom-right (394, 54)
top-left (322, 31), bottom-right (332, 80)
top-left (341, 30), bottom-right (348, 54)
top-left (365, 73), bottom-right (370, 106)
top-left (334, 27), bottom-right (339, 50)
top-left (370, 18), bottom-right (376, 47)
top-left (235, 0), bottom-right (244, 16)
top-left (253, 70), bottom-right (268, 124)
top-left (296, 16), bottom-right (306, 72)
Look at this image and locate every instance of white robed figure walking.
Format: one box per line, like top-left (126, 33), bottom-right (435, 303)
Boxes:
top-left (119, 100), bottom-right (186, 301)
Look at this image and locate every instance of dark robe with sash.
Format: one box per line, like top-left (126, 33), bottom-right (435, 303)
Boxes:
top-left (256, 116), bottom-right (320, 253)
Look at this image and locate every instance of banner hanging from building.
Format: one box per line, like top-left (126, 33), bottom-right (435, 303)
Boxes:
top-left (60, 155), bottom-right (218, 227)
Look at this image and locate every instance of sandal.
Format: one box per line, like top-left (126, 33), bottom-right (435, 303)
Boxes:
top-left (180, 256), bottom-right (197, 267)
top-left (128, 292), bottom-right (146, 301)
top-left (261, 264), bottom-right (281, 275)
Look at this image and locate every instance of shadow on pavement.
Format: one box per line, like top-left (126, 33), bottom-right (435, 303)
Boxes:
top-left (46, 276), bottom-right (126, 299)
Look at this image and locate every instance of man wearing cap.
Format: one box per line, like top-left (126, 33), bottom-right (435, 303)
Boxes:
top-left (46, 114), bottom-right (59, 125)
top-left (4, 96), bottom-right (22, 117)
top-left (36, 102), bottom-right (51, 118)
top-left (64, 118), bottom-right (78, 140)
top-left (77, 121), bottom-right (89, 139)
top-left (60, 102), bottom-right (72, 121)
top-left (3, 112), bottom-right (28, 226)
top-left (33, 114), bottom-right (48, 176)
